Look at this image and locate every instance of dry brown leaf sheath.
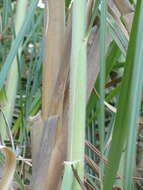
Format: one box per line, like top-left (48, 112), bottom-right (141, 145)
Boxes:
top-left (42, 0), bottom-right (65, 119)
top-left (32, 0), bottom-right (67, 189)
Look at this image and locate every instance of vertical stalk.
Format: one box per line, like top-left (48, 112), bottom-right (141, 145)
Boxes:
top-left (68, 0), bottom-right (87, 189)
top-left (99, 0), bottom-right (107, 188)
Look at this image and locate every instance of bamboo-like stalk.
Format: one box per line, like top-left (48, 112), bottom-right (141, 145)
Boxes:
top-left (68, 0), bottom-right (87, 188)
top-left (0, 0), bottom-right (28, 139)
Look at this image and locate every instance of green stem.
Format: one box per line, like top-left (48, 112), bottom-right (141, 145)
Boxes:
top-left (68, 0), bottom-right (87, 189)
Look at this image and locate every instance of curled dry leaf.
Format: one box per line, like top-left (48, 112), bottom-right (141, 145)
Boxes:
top-left (113, 0), bottom-right (134, 15)
top-left (0, 146), bottom-right (16, 190)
